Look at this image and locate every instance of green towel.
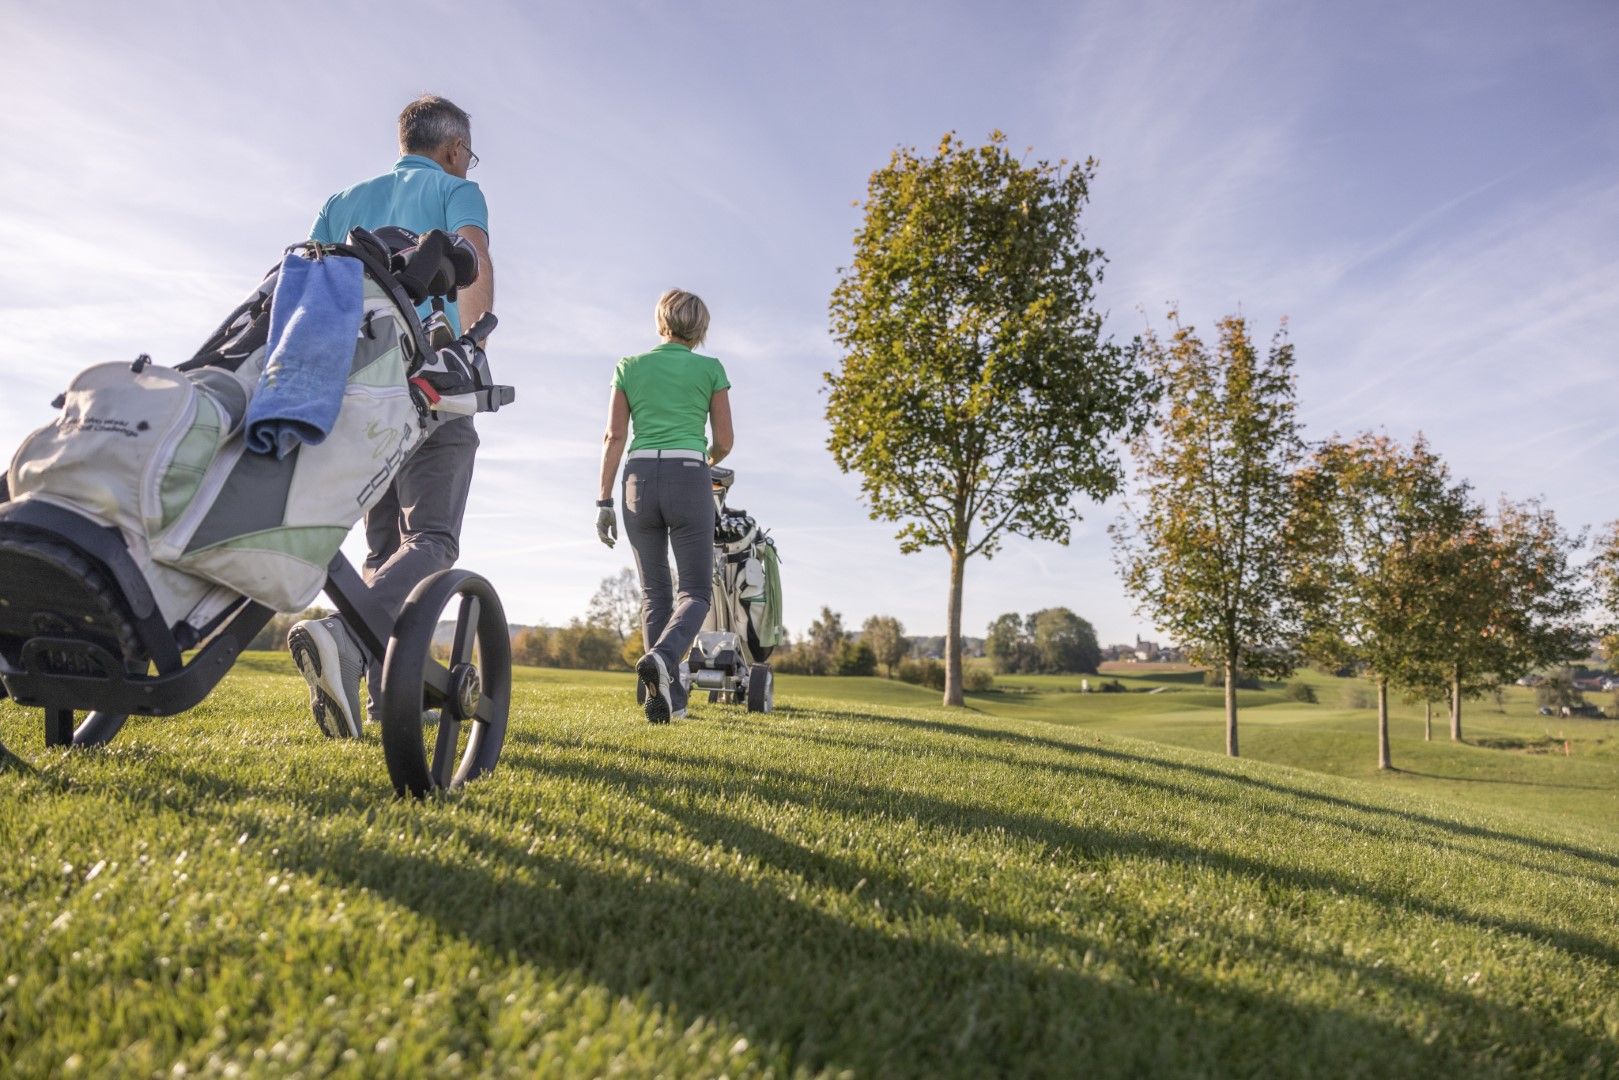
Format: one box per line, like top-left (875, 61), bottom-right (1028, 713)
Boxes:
top-left (758, 542), bottom-right (784, 647)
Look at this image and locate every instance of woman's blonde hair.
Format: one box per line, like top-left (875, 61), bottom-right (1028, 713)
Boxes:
top-left (655, 288), bottom-right (710, 347)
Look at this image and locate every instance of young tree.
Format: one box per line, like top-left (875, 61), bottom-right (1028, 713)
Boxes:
top-left (1401, 498), bottom-right (1591, 742)
top-left (1592, 521), bottom-right (1619, 662)
top-left (1111, 314), bottom-right (1304, 757)
top-left (586, 568), bottom-right (641, 642)
top-left (861, 615), bottom-right (908, 677)
top-left (826, 132), bottom-right (1154, 706)
top-left (1392, 507), bottom-right (1494, 743)
top-left (1394, 662), bottom-right (1451, 742)
top-left (1290, 434), bottom-right (1469, 770)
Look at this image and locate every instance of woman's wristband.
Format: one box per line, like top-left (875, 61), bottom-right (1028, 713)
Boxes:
top-left (596, 498), bottom-right (614, 508)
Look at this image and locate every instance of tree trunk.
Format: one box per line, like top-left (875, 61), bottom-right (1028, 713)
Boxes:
top-left (943, 545), bottom-right (966, 707)
top-left (1377, 677), bottom-right (1392, 770)
top-left (1224, 657), bottom-right (1239, 758)
top-left (1449, 663), bottom-right (1462, 742)
top-left (1424, 701), bottom-right (1432, 742)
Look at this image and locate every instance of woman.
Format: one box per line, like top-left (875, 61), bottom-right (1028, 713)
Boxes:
top-left (596, 288), bottom-right (733, 723)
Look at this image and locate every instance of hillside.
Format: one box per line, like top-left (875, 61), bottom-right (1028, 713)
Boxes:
top-left (1, 659), bottom-right (1616, 1076)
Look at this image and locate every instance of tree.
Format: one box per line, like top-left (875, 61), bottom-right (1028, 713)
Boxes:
top-left (1111, 314), bottom-right (1304, 757)
top-left (836, 640), bottom-right (879, 676)
top-left (861, 615), bottom-right (908, 677)
top-left (826, 132), bottom-right (1154, 706)
top-left (985, 612), bottom-right (1031, 674)
top-left (1390, 505), bottom-right (1494, 743)
top-left (512, 626), bottom-right (555, 667)
top-left (1397, 498), bottom-right (1592, 742)
top-left (803, 607), bottom-right (847, 677)
top-left (620, 632), bottom-right (644, 671)
top-left (1028, 608), bottom-right (1101, 674)
top-left (1290, 434), bottom-right (1469, 770)
top-left (1536, 668), bottom-right (1583, 714)
top-left (1592, 521), bottom-right (1619, 662)
top-left (552, 620), bottom-right (624, 670)
top-left (985, 609), bottom-right (1099, 673)
top-left (767, 630), bottom-right (815, 676)
top-left (586, 568), bottom-right (641, 642)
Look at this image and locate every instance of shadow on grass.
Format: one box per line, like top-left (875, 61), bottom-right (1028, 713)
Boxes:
top-left (710, 717), bottom-right (1619, 890)
top-left (1395, 768), bottom-right (1610, 792)
top-left (283, 732), bottom-right (1617, 1077)
top-left (256, 771), bottom-right (1607, 1078)
top-left (853, 708), bottom-right (1619, 873)
top-left (0, 738), bottom-right (39, 777)
top-left (508, 733), bottom-right (1619, 975)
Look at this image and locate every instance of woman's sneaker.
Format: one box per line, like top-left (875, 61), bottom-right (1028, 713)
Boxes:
top-left (637, 652), bottom-right (673, 724)
top-left (288, 616), bottom-right (367, 739)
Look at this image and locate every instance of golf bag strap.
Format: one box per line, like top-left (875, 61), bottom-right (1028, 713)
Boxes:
top-left (305, 239), bottom-right (437, 365)
top-left (180, 239), bottom-right (435, 375)
top-left (179, 274), bottom-right (276, 373)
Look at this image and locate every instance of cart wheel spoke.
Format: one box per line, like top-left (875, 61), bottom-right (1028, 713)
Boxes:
top-left (451, 594), bottom-right (480, 666)
top-left (432, 714), bottom-right (462, 788)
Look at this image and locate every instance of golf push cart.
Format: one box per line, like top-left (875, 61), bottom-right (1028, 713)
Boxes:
top-left (687, 466), bottom-right (783, 713)
top-left (0, 227), bottom-right (515, 797)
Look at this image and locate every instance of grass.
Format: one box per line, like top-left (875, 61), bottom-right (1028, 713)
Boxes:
top-left (903, 665), bottom-right (1619, 831)
top-left (0, 654), bottom-right (1616, 1076)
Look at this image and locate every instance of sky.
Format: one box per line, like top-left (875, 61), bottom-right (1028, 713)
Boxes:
top-left (1, 0), bottom-right (1615, 645)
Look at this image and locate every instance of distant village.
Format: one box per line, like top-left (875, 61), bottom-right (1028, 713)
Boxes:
top-left (1101, 636), bottom-right (1187, 664)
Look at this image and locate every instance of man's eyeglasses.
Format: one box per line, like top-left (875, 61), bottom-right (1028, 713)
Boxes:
top-left (458, 141), bottom-right (480, 170)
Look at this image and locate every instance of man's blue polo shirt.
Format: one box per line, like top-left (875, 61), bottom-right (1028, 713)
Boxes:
top-left (310, 155), bottom-right (489, 333)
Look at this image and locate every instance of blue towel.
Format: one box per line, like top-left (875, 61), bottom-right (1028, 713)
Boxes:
top-left (244, 253), bottom-right (365, 458)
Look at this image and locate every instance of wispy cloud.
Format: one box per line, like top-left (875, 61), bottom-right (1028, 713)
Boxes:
top-left (2, 0), bottom-right (1615, 643)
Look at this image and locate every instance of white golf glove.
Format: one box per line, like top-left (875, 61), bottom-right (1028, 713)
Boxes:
top-left (596, 504), bottom-right (617, 548)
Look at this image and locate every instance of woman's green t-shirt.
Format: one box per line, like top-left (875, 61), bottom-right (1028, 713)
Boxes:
top-left (612, 342), bottom-right (731, 453)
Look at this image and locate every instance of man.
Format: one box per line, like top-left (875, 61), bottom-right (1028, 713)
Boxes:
top-left (288, 94), bottom-right (495, 739)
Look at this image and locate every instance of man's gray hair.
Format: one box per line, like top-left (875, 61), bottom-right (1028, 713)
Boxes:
top-left (398, 94), bottom-right (471, 155)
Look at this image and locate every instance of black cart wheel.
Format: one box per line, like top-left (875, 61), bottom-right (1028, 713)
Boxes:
top-left (379, 569), bottom-right (511, 798)
top-left (746, 665), bottom-right (773, 714)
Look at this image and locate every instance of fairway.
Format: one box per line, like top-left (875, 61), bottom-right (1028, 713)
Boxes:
top-left (2, 657), bottom-right (1617, 1077)
top-left (937, 666), bottom-right (1619, 831)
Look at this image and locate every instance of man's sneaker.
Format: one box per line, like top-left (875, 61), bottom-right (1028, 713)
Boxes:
top-left (637, 652), bottom-right (673, 725)
top-left (288, 616), bottom-right (367, 739)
